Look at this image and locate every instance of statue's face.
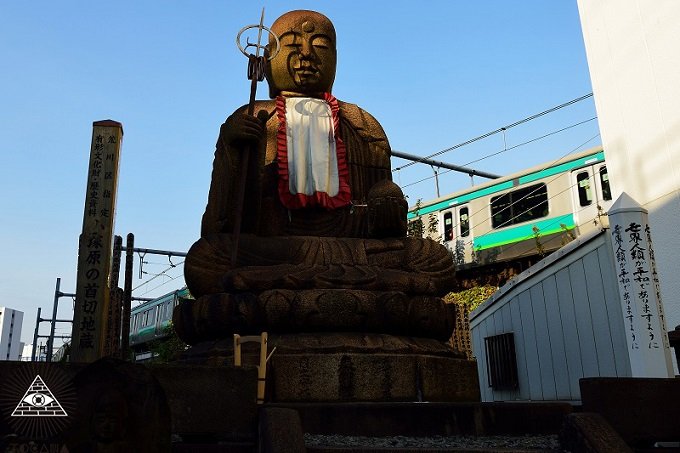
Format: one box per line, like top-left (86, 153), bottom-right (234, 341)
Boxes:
top-left (267, 10), bottom-right (336, 97)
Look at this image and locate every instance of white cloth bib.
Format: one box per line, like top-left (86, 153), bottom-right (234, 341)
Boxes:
top-left (285, 97), bottom-right (339, 197)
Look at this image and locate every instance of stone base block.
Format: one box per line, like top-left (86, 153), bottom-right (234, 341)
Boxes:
top-left (178, 333), bottom-right (479, 403)
top-left (270, 352), bottom-right (479, 402)
top-left (580, 377), bottom-right (680, 447)
top-left (148, 364), bottom-right (258, 440)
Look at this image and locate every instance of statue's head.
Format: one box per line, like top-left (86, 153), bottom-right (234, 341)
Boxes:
top-left (266, 10), bottom-right (337, 98)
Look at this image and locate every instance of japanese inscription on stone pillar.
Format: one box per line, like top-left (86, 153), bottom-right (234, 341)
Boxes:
top-left (609, 192), bottom-right (673, 377)
top-left (71, 120), bottom-right (123, 362)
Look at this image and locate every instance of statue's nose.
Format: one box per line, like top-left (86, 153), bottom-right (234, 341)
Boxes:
top-left (300, 40), bottom-right (313, 58)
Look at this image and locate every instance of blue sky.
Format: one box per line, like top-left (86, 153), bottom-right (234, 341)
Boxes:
top-left (0, 1), bottom-right (599, 346)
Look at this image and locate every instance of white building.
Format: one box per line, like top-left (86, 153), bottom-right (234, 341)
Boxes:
top-left (577, 1), bottom-right (680, 365)
top-left (0, 307), bottom-right (24, 361)
top-left (21, 343), bottom-right (33, 361)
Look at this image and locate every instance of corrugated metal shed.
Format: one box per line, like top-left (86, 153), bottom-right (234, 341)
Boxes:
top-left (470, 228), bottom-right (631, 402)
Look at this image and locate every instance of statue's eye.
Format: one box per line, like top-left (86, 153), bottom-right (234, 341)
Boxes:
top-left (23, 392), bottom-right (54, 407)
top-left (312, 36), bottom-right (331, 49)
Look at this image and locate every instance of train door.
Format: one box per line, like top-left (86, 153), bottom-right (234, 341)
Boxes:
top-left (571, 164), bottom-right (614, 232)
top-left (457, 205), bottom-right (473, 264)
top-left (441, 209), bottom-right (455, 244)
top-left (154, 306), bottom-right (162, 335)
top-left (441, 205), bottom-right (473, 265)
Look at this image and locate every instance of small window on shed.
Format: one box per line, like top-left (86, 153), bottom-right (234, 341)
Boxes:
top-left (484, 332), bottom-right (519, 390)
top-left (443, 212), bottom-right (454, 242)
top-left (599, 166), bottom-right (612, 201)
top-left (576, 171), bottom-right (592, 206)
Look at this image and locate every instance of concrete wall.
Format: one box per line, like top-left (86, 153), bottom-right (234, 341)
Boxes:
top-left (470, 231), bottom-right (631, 402)
top-left (577, 0), bottom-right (680, 339)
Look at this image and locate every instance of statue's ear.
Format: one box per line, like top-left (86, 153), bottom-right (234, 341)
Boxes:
top-left (264, 46), bottom-right (275, 99)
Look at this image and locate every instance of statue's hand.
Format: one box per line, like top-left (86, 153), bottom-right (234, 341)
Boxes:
top-left (219, 111), bottom-right (267, 149)
top-left (367, 180), bottom-right (408, 238)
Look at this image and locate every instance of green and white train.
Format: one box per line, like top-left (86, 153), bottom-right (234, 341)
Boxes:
top-left (129, 287), bottom-right (192, 357)
top-left (408, 146), bottom-right (612, 267)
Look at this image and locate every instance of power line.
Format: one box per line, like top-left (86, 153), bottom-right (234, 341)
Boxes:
top-left (393, 93), bottom-right (594, 172)
top-left (132, 260), bottom-right (185, 292)
top-left (141, 272), bottom-right (185, 296)
top-left (401, 116), bottom-right (597, 190)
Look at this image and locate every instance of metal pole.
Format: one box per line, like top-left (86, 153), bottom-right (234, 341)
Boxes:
top-left (108, 236), bottom-right (123, 356)
top-left (119, 246), bottom-right (187, 257)
top-left (391, 150), bottom-right (501, 180)
top-left (31, 307), bottom-right (41, 361)
top-left (431, 165), bottom-right (440, 198)
top-left (121, 233), bottom-right (134, 360)
top-left (46, 278), bottom-right (60, 362)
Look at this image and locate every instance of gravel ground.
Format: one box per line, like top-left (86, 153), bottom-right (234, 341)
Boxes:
top-left (304, 433), bottom-right (566, 451)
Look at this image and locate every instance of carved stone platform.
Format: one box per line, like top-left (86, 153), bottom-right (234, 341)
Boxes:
top-left (179, 333), bottom-right (480, 402)
top-left (173, 290), bottom-right (456, 344)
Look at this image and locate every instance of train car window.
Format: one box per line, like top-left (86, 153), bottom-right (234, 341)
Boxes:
top-left (491, 193), bottom-right (512, 228)
top-left (459, 207), bottom-right (470, 237)
top-left (599, 166), bottom-right (612, 201)
top-left (443, 212), bottom-right (454, 242)
top-left (491, 183), bottom-right (548, 229)
top-left (513, 184), bottom-right (549, 224)
top-left (143, 310), bottom-right (149, 326)
top-left (577, 171), bottom-right (592, 206)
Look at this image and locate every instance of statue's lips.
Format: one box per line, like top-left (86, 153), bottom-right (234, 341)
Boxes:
top-left (294, 67), bottom-right (318, 77)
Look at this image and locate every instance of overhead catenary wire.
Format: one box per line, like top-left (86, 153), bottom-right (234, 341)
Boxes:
top-left (401, 116), bottom-right (597, 190)
top-left (393, 93), bottom-right (594, 172)
top-left (141, 271), bottom-right (185, 297)
top-left (132, 260), bottom-right (185, 292)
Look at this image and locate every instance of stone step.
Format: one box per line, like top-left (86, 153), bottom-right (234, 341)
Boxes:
top-left (272, 402), bottom-right (574, 438)
top-left (307, 448), bottom-right (561, 453)
top-left (258, 403), bottom-right (573, 452)
top-left (305, 436), bottom-right (562, 453)
top-left (172, 441), bottom-right (255, 452)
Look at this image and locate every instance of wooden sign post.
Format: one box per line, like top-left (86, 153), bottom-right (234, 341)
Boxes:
top-left (71, 120), bottom-right (123, 362)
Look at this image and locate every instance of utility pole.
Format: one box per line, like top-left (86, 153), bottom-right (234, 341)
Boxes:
top-left (121, 233), bottom-right (134, 360)
top-left (119, 234), bottom-right (187, 360)
top-left (31, 307), bottom-right (41, 361)
top-left (43, 278), bottom-right (75, 362)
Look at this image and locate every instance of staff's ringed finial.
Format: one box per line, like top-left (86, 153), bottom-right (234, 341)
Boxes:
top-left (236, 8), bottom-right (280, 81)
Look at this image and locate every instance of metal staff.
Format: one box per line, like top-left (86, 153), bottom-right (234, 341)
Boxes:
top-left (231, 9), bottom-right (280, 266)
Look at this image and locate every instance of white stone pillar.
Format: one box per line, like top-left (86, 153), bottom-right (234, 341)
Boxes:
top-left (609, 193), bottom-right (674, 377)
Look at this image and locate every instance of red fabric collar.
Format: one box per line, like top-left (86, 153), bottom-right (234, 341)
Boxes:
top-left (275, 93), bottom-right (351, 210)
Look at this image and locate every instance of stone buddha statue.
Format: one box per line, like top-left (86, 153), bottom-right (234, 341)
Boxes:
top-left (175, 10), bottom-right (457, 346)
